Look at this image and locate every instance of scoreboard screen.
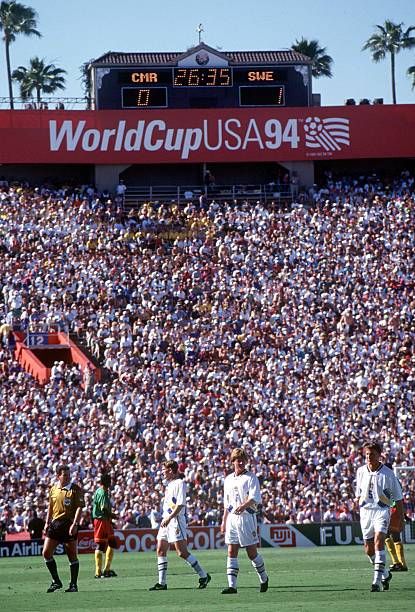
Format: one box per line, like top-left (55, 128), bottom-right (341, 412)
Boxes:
top-left (97, 66), bottom-right (309, 109)
top-left (173, 67), bottom-right (232, 87)
top-left (122, 87), bottom-right (168, 108)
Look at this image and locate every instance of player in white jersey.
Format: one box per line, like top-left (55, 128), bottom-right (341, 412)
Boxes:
top-left (149, 460), bottom-right (211, 591)
top-left (356, 441), bottom-right (404, 592)
top-left (220, 448), bottom-right (268, 595)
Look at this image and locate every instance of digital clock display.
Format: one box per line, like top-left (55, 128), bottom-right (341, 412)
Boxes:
top-left (239, 85), bottom-right (285, 107)
top-left (173, 68), bottom-right (232, 87)
top-left (122, 87), bottom-right (167, 108)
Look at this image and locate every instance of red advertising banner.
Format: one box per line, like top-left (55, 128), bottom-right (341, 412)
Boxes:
top-left (0, 105), bottom-right (414, 164)
top-left (77, 527), bottom-right (226, 554)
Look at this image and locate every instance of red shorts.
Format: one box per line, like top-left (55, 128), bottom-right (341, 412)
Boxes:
top-left (93, 518), bottom-right (114, 544)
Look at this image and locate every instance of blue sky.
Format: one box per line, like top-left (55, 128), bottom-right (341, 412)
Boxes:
top-left (1, 0), bottom-right (414, 106)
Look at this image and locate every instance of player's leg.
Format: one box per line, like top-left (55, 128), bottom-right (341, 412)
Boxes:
top-left (240, 513), bottom-right (268, 592)
top-left (94, 542), bottom-right (107, 578)
top-left (385, 531), bottom-right (400, 569)
top-left (103, 546), bottom-right (116, 576)
top-left (391, 530), bottom-right (408, 570)
top-left (363, 538), bottom-right (375, 566)
top-left (103, 524), bottom-right (118, 577)
top-left (246, 544), bottom-right (268, 592)
top-left (173, 539), bottom-right (210, 588)
top-left (93, 519), bottom-right (106, 578)
top-left (149, 537), bottom-right (169, 590)
top-left (372, 529), bottom-right (389, 591)
top-left (221, 543), bottom-right (240, 594)
top-left (43, 537), bottom-right (63, 592)
top-left (361, 509), bottom-right (385, 591)
top-left (64, 540), bottom-right (80, 592)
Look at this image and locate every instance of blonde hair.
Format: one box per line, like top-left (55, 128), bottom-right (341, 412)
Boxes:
top-left (230, 448), bottom-right (248, 462)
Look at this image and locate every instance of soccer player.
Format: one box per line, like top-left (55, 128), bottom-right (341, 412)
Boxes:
top-left (385, 503), bottom-right (409, 572)
top-left (149, 460), bottom-right (211, 591)
top-left (92, 472), bottom-right (118, 579)
top-left (356, 442), bottom-right (404, 592)
top-left (43, 464), bottom-right (85, 593)
top-left (220, 447), bottom-right (268, 594)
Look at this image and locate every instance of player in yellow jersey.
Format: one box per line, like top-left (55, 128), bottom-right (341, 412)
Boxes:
top-left (43, 464), bottom-right (84, 593)
top-left (384, 464), bottom-right (409, 572)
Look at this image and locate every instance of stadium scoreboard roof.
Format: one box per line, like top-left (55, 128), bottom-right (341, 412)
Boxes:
top-left (90, 43), bottom-right (312, 110)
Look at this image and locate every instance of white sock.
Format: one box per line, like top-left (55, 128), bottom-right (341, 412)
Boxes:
top-left (227, 557), bottom-right (239, 588)
top-left (251, 554), bottom-right (268, 583)
top-left (373, 550), bottom-right (386, 585)
top-left (367, 554), bottom-right (375, 565)
top-left (157, 556), bottom-right (167, 585)
top-left (186, 554), bottom-right (207, 578)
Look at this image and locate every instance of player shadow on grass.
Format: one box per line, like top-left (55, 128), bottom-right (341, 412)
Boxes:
top-left (260, 586), bottom-right (361, 592)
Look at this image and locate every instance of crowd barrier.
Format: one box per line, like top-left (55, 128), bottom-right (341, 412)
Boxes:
top-left (2, 523), bottom-right (414, 557)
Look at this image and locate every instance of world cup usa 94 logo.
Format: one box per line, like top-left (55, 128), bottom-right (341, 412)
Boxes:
top-left (304, 116), bottom-right (350, 152)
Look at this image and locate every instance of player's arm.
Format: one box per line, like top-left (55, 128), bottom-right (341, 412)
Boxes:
top-left (160, 504), bottom-right (184, 527)
top-left (221, 507), bottom-right (229, 534)
top-left (394, 499), bottom-right (405, 532)
top-left (69, 487), bottom-right (85, 535)
top-left (43, 489), bottom-right (53, 534)
top-left (69, 506), bottom-right (82, 536)
top-left (355, 469), bottom-right (363, 505)
top-left (221, 479), bottom-right (231, 531)
top-left (235, 475), bottom-right (261, 514)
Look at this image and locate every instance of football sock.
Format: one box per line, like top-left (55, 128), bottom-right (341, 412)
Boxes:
top-left (385, 538), bottom-right (399, 565)
top-left (185, 554), bottom-right (207, 578)
top-left (395, 542), bottom-right (407, 568)
top-left (373, 550), bottom-right (385, 585)
top-left (157, 556), bottom-right (168, 585)
top-left (227, 557), bottom-right (239, 588)
top-left (367, 554), bottom-right (375, 565)
top-left (70, 560), bottom-right (79, 585)
top-left (45, 557), bottom-right (60, 583)
top-left (251, 554), bottom-right (268, 583)
top-left (95, 550), bottom-right (103, 575)
top-left (104, 547), bottom-right (114, 572)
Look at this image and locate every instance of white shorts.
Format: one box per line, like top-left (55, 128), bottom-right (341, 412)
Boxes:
top-left (225, 512), bottom-right (259, 547)
top-left (157, 515), bottom-right (187, 543)
top-left (360, 507), bottom-right (390, 540)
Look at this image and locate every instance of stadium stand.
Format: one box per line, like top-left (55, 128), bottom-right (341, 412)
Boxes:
top-left (0, 172), bottom-right (414, 533)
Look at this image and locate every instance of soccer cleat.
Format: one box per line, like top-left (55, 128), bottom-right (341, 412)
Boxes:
top-left (65, 583), bottom-right (78, 592)
top-left (382, 572), bottom-right (392, 591)
top-left (390, 562), bottom-right (408, 572)
top-left (370, 584), bottom-right (381, 592)
top-left (221, 587), bottom-right (238, 594)
top-left (103, 569), bottom-right (118, 578)
top-left (198, 573), bottom-right (211, 589)
top-left (260, 578), bottom-right (269, 593)
top-left (94, 574), bottom-right (102, 579)
top-left (149, 583), bottom-right (167, 591)
top-left (46, 580), bottom-right (63, 593)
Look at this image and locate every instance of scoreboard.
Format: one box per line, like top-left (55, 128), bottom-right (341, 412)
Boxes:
top-left (95, 64), bottom-right (310, 110)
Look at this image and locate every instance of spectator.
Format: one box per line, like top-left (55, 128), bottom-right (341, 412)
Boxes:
top-left (0, 172), bottom-right (413, 529)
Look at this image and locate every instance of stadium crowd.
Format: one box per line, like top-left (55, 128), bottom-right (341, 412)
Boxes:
top-left (0, 170), bottom-right (414, 534)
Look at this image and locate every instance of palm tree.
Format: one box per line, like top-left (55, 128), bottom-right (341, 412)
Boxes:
top-left (0, 1), bottom-right (41, 109)
top-left (12, 56), bottom-right (66, 106)
top-left (291, 38), bottom-right (333, 78)
top-left (362, 20), bottom-right (415, 104)
top-left (408, 65), bottom-right (415, 89)
top-left (79, 60), bottom-right (94, 109)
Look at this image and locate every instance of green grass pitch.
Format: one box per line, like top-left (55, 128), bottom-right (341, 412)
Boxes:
top-left (0, 546), bottom-right (414, 611)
